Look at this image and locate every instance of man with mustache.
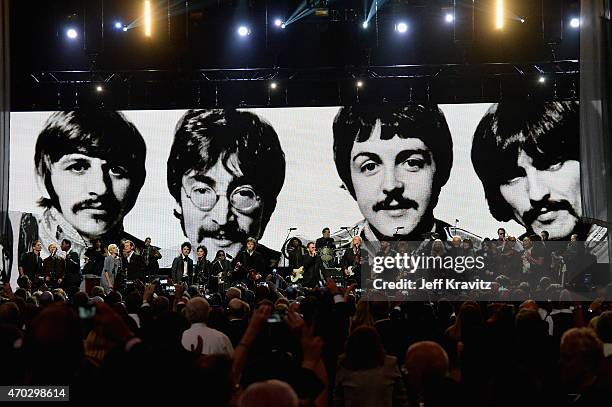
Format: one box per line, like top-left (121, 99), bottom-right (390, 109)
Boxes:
top-left (471, 102), bottom-right (607, 253)
top-left (332, 105), bottom-right (454, 242)
top-left (32, 110), bottom-right (147, 267)
top-left (164, 109), bottom-right (286, 268)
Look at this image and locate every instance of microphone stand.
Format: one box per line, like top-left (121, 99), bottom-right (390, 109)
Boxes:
top-left (283, 228), bottom-right (295, 267)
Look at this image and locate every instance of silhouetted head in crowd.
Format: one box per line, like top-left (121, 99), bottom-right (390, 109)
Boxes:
top-left (239, 380), bottom-right (299, 407)
top-left (560, 328), bottom-right (604, 391)
top-left (596, 311), bottom-right (612, 343)
top-left (404, 341), bottom-right (449, 397)
top-left (343, 326), bottom-right (386, 370)
top-left (184, 297), bottom-right (211, 324)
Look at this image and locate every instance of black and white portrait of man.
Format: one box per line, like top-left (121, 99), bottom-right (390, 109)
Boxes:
top-left (165, 109), bottom-right (286, 266)
top-left (471, 101), bottom-right (592, 241)
top-left (33, 110), bottom-right (147, 264)
top-left (332, 105), bottom-right (454, 241)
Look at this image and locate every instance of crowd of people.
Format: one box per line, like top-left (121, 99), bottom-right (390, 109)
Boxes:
top-left (1, 223), bottom-right (611, 406)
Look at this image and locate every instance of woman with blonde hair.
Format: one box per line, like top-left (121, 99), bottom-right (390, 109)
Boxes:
top-left (101, 244), bottom-right (121, 293)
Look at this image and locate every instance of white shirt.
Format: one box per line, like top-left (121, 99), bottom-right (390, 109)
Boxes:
top-left (181, 322), bottom-right (234, 356)
top-left (183, 256), bottom-right (189, 278)
top-left (126, 251), bottom-right (134, 263)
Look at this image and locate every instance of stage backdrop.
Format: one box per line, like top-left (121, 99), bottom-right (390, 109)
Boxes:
top-left (6, 104), bottom-right (566, 286)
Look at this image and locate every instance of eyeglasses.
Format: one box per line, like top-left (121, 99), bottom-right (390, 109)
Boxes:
top-left (183, 184), bottom-right (260, 213)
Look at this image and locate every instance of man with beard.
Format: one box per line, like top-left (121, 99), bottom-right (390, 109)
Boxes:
top-left (472, 101), bottom-right (607, 261)
top-left (332, 105), bottom-right (454, 243)
top-left (31, 110), bottom-right (147, 267)
top-left (231, 237), bottom-right (266, 286)
top-left (164, 109), bottom-right (286, 268)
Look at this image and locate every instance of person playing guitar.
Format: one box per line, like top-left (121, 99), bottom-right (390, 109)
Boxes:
top-left (231, 237), bottom-right (266, 289)
top-left (340, 235), bottom-right (362, 287)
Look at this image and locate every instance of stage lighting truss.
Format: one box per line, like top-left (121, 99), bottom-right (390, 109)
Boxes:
top-left (26, 60), bottom-right (578, 109)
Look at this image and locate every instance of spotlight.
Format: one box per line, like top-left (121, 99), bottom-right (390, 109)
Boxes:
top-left (144, 0), bottom-right (152, 37)
top-left (538, 76), bottom-right (546, 84)
top-left (122, 26), bottom-right (128, 32)
top-left (114, 21), bottom-right (122, 29)
top-left (66, 28), bottom-right (78, 39)
top-left (356, 80), bottom-right (363, 88)
top-left (237, 26), bottom-right (250, 37)
top-left (570, 18), bottom-right (580, 28)
top-left (520, 17), bottom-right (526, 24)
top-left (274, 18), bottom-right (282, 27)
top-left (495, 0), bottom-right (504, 30)
top-left (281, 23), bottom-right (286, 29)
top-left (362, 21), bottom-right (368, 29)
top-left (270, 82), bottom-right (277, 90)
top-left (95, 85), bottom-right (103, 92)
top-left (445, 13), bottom-right (454, 23)
top-left (395, 22), bottom-right (408, 33)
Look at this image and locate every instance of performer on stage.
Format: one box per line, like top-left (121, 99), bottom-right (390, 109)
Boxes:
top-left (211, 250), bottom-right (232, 293)
top-left (171, 242), bottom-right (194, 284)
top-left (315, 227), bottom-right (335, 250)
top-left (287, 237), bottom-right (305, 269)
top-left (301, 242), bottom-right (324, 289)
top-left (340, 235), bottom-right (363, 286)
top-left (231, 237), bottom-right (266, 287)
top-left (194, 245), bottom-right (211, 287)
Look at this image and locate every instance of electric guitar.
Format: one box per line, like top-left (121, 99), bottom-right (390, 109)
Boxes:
top-left (290, 266), bottom-right (304, 283)
top-left (233, 262), bottom-right (261, 282)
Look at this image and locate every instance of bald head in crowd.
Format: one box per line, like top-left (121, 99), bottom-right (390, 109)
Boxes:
top-left (228, 298), bottom-right (248, 320)
top-left (404, 341), bottom-right (449, 395)
top-left (560, 328), bottom-right (604, 391)
top-left (184, 297), bottom-right (211, 324)
top-left (239, 380), bottom-right (299, 407)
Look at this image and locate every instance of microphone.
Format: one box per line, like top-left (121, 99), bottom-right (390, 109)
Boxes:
top-left (288, 227), bottom-right (297, 231)
top-left (394, 226), bottom-right (405, 231)
top-left (340, 226), bottom-right (351, 230)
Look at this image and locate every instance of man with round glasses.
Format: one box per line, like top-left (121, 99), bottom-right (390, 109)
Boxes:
top-left (164, 109), bottom-right (286, 268)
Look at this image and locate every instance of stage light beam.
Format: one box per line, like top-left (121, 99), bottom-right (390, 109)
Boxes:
top-left (114, 21), bottom-right (122, 29)
top-left (362, 21), bottom-right (368, 29)
top-left (270, 82), bottom-right (277, 90)
top-left (96, 85), bottom-right (103, 92)
top-left (274, 18), bottom-right (282, 27)
top-left (445, 13), bottom-right (454, 23)
top-left (538, 76), bottom-right (546, 84)
top-left (144, 0), bottom-right (152, 37)
top-left (356, 80), bottom-right (363, 88)
top-left (496, 0), bottom-right (504, 30)
top-left (66, 28), bottom-right (78, 39)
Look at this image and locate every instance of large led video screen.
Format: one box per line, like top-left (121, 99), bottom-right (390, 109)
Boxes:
top-left (4, 102), bottom-right (605, 289)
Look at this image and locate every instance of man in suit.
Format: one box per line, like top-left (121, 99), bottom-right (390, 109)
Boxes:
top-left (43, 243), bottom-right (66, 288)
top-left (231, 237), bottom-right (266, 286)
top-left (301, 242), bottom-right (324, 289)
top-left (121, 240), bottom-right (146, 283)
top-left (172, 242), bottom-right (194, 284)
top-left (19, 240), bottom-right (44, 283)
top-left (61, 238), bottom-right (82, 291)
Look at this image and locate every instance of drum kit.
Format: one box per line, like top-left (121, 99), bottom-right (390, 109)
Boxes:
top-left (282, 237), bottom-right (350, 268)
